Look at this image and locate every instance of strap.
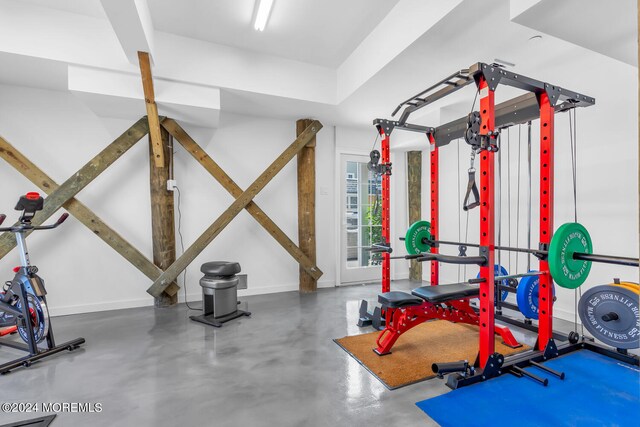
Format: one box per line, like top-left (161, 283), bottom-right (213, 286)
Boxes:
top-left (463, 169), bottom-right (480, 211)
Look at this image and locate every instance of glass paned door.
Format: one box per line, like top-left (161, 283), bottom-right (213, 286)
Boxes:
top-left (340, 154), bottom-right (382, 284)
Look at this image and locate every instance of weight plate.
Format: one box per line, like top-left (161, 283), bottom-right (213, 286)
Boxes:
top-left (516, 273), bottom-right (556, 319)
top-left (16, 294), bottom-right (49, 344)
top-left (611, 282), bottom-right (640, 295)
top-left (549, 222), bottom-right (593, 289)
top-left (579, 285), bottom-right (639, 349)
top-left (405, 221), bottom-right (431, 255)
top-left (476, 265), bottom-right (509, 302)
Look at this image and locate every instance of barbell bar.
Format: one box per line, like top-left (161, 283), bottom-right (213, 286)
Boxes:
top-left (431, 240), bottom-right (638, 267)
top-left (403, 220), bottom-right (639, 289)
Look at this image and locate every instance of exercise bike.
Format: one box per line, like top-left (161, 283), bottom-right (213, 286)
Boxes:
top-left (0, 192), bottom-right (85, 374)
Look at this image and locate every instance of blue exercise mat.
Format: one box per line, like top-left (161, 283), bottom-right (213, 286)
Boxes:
top-left (416, 350), bottom-right (639, 426)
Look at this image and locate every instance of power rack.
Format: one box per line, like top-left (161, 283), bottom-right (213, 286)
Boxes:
top-left (366, 62), bottom-right (639, 389)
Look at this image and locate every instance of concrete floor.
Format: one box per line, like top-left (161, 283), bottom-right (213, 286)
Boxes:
top-left (0, 281), bottom-right (577, 427)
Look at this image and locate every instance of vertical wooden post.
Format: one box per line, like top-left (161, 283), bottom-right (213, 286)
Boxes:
top-left (407, 151), bottom-right (422, 282)
top-left (296, 119), bottom-right (317, 293)
top-left (149, 126), bottom-right (178, 306)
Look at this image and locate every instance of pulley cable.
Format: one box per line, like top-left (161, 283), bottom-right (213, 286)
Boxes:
top-left (569, 108), bottom-right (583, 336)
top-left (507, 127), bottom-right (512, 273)
top-left (457, 138), bottom-right (462, 282)
top-left (516, 124), bottom-right (522, 272)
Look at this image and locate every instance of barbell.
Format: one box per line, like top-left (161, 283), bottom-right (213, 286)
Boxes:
top-left (404, 220), bottom-right (639, 289)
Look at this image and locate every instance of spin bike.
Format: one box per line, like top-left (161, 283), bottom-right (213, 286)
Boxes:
top-left (0, 192), bottom-right (85, 374)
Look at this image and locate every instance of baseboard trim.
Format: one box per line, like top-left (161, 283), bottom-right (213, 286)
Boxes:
top-left (48, 279), bottom-right (336, 316)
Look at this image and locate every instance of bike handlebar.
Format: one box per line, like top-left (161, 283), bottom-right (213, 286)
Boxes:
top-left (0, 213), bottom-right (69, 232)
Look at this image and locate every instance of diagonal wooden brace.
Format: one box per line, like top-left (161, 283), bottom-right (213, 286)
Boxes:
top-left (0, 135), bottom-right (180, 296)
top-left (147, 120), bottom-right (323, 297)
top-left (0, 117), bottom-right (152, 259)
top-left (161, 119), bottom-right (323, 281)
top-left (138, 51), bottom-right (164, 168)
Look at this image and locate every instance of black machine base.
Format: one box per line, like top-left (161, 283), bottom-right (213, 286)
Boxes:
top-left (1, 414), bottom-right (57, 427)
top-left (190, 310), bottom-right (251, 328)
top-left (0, 338), bottom-right (85, 375)
top-left (445, 339), bottom-right (639, 390)
top-left (357, 300), bottom-right (385, 330)
top-left (495, 313), bottom-right (570, 342)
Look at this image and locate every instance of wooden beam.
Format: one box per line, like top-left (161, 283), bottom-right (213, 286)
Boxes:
top-left (0, 134), bottom-right (180, 296)
top-left (138, 51), bottom-right (164, 168)
top-left (147, 120), bottom-right (323, 297)
top-left (149, 126), bottom-right (178, 306)
top-left (161, 119), bottom-right (323, 281)
top-left (296, 119), bottom-right (317, 293)
top-left (0, 117), bottom-right (151, 259)
top-left (407, 151), bottom-right (422, 281)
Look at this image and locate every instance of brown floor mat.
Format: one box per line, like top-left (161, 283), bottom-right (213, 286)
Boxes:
top-left (335, 320), bottom-right (530, 389)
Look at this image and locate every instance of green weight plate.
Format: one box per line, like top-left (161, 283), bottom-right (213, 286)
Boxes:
top-left (405, 221), bottom-right (431, 255)
top-left (549, 222), bottom-right (593, 289)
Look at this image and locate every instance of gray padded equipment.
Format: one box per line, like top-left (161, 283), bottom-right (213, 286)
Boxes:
top-left (201, 261), bottom-right (241, 276)
top-left (378, 291), bottom-right (424, 308)
top-left (412, 283), bottom-right (479, 303)
top-left (190, 261), bottom-right (250, 328)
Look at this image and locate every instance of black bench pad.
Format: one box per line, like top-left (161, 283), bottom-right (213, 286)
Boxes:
top-left (201, 261), bottom-right (241, 276)
top-left (412, 284), bottom-right (479, 303)
top-left (378, 291), bottom-right (424, 308)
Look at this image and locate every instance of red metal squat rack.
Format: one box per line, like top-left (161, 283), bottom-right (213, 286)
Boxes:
top-left (370, 62), bottom-right (607, 385)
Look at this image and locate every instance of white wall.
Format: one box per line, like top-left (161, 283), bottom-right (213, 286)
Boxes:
top-left (0, 84), bottom-right (336, 315)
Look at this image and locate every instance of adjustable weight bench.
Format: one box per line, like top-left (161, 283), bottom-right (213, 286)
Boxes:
top-left (374, 283), bottom-right (521, 355)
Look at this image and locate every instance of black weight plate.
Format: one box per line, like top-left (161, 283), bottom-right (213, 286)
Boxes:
top-left (579, 285), bottom-right (640, 349)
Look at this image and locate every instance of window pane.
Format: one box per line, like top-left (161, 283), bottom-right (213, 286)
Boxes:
top-left (344, 159), bottom-right (383, 269)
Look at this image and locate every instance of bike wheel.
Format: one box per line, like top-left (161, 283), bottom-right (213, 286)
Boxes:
top-left (16, 294), bottom-right (49, 344)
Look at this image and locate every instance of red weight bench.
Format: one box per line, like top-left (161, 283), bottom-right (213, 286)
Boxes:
top-left (374, 283), bottom-right (521, 355)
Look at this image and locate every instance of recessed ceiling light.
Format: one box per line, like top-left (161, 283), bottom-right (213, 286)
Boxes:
top-left (254, 0), bottom-right (274, 32)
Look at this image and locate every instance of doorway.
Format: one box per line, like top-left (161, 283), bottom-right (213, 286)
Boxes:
top-left (339, 153), bottom-right (382, 284)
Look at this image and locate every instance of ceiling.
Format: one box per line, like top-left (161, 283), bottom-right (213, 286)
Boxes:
top-left (16, 0), bottom-right (402, 67)
top-left (147, 0), bottom-right (401, 67)
top-left (20, 0), bottom-right (106, 18)
top-left (512, 0), bottom-right (637, 66)
top-left (0, 0), bottom-right (637, 130)
top-left (220, 0), bottom-right (566, 124)
top-left (0, 52), bottom-right (68, 91)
